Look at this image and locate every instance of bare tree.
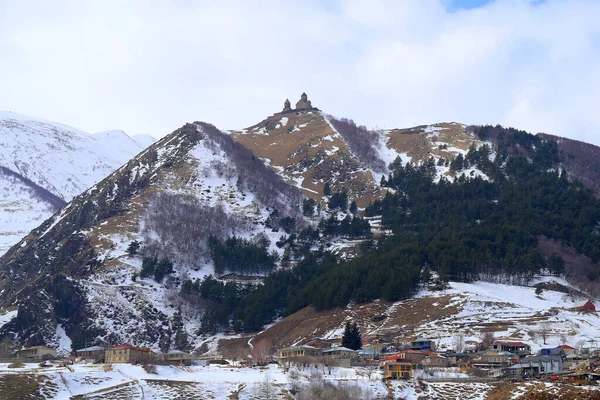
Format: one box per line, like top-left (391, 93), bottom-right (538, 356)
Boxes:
top-left (452, 332), bottom-right (465, 353)
top-left (254, 372), bottom-right (277, 400)
top-left (480, 331), bottom-right (495, 350)
top-left (539, 322), bottom-right (551, 345)
top-left (288, 369), bottom-right (302, 395)
top-left (251, 337), bottom-right (273, 365)
top-left (560, 333), bottom-right (568, 345)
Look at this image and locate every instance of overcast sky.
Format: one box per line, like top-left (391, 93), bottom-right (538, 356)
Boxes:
top-left (1, 0), bottom-right (599, 146)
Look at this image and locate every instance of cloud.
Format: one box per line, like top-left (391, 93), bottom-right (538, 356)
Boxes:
top-left (0, 0), bottom-right (599, 146)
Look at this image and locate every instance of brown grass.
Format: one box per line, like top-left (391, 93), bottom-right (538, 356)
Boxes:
top-left (231, 112), bottom-right (385, 207)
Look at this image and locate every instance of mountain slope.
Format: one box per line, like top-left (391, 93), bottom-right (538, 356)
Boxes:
top-left (538, 132), bottom-right (600, 195)
top-left (1, 99), bottom-right (599, 357)
top-left (0, 111), bottom-right (154, 255)
top-left (230, 110), bottom-right (385, 208)
top-left (230, 100), bottom-right (486, 209)
top-left (0, 166), bottom-right (66, 255)
top-left (219, 278), bottom-right (600, 358)
top-left (0, 122), bottom-right (302, 351)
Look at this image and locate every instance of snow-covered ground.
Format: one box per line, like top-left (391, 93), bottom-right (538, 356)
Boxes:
top-left (0, 170), bottom-right (57, 254)
top-left (0, 363), bottom-right (387, 399)
top-left (412, 279), bottom-right (600, 354)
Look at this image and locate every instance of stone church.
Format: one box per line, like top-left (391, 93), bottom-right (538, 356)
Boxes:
top-left (281, 93), bottom-right (317, 113)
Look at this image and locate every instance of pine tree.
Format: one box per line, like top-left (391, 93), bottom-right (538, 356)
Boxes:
top-left (349, 200), bottom-right (358, 215)
top-left (342, 321), bottom-right (362, 350)
top-left (127, 240), bottom-right (140, 256)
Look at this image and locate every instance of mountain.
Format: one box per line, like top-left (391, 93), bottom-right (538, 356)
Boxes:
top-left (92, 130), bottom-right (156, 166)
top-left (231, 96), bottom-right (485, 208)
top-left (0, 95), bottom-right (599, 357)
top-left (0, 111), bottom-right (154, 255)
top-left (0, 122), bottom-right (303, 352)
top-left (537, 132), bottom-right (600, 194)
top-left (131, 134), bottom-right (158, 149)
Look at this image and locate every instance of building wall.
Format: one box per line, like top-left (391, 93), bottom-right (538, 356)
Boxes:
top-left (384, 363), bottom-right (412, 379)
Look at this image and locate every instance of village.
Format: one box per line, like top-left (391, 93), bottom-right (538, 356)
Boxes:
top-left (1, 299), bottom-right (599, 396)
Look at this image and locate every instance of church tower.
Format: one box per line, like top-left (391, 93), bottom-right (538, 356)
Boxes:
top-left (295, 92), bottom-right (313, 110)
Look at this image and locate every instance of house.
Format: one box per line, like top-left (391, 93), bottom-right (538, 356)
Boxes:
top-left (519, 355), bottom-right (564, 376)
top-left (105, 344), bottom-right (154, 364)
top-left (471, 351), bottom-right (517, 369)
top-left (491, 341), bottom-right (531, 357)
top-left (16, 346), bottom-right (57, 360)
top-left (357, 349), bottom-right (381, 361)
top-left (160, 350), bottom-right (195, 366)
top-left (444, 352), bottom-right (472, 367)
top-left (383, 360), bottom-right (413, 379)
top-left (487, 368), bottom-right (506, 378)
top-left (387, 350), bottom-right (429, 365)
top-left (540, 347), bottom-right (566, 361)
top-left (410, 338), bottom-right (435, 351)
top-left (504, 362), bottom-right (539, 378)
top-left (422, 353), bottom-right (449, 368)
top-left (75, 346), bottom-right (105, 362)
top-left (576, 300), bottom-right (596, 312)
top-left (557, 344), bottom-right (576, 356)
top-left (322, 347), bottom-right (356, 360)
top-left (277, 345), bottom-right (322, 360)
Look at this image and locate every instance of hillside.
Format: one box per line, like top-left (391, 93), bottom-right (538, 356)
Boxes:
top-left (0, 111), bottom-right (154, 255)
top-left (538, 132), bottom-right (600, 195)
top-left (230, 106), bottom-right (384, 208)
top-left (0, 98), bottom-right (599, 359)
top-left (0, 121), bottom-right (303, 352)
top-left (230, 95), bottom-right (487, 208)
top-left (218, 278), bottom-right (600, 358)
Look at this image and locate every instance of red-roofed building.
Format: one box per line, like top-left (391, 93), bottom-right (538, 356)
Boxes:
top-left (384, 350), bottom-right (431, 365)
top-left (557, 345), bottom-right (577, 356)
top-left (576, 300), bottom-right (596, 312)
top-left (105, 344), bottom-right (154, 364)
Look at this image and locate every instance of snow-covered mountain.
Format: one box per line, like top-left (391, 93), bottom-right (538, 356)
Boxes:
top-left (0, 122), bottom-right (303, 351)
top-left (1, 95), bottom-right (599, 359)
top-left (0, 111), bottom-right (155, 255)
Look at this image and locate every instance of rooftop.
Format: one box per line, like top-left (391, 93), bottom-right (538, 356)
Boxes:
top-left (322, 347), bottom-right (357, 353)
top-left (76, 346), bottom-right (105, 352)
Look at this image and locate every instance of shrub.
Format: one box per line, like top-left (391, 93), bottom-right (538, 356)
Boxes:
top-left (142, 363), bottom-right (157, 374)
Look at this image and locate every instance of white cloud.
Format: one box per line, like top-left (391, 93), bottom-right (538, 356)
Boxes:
top-left (0, 0), bottom-right (599, 146)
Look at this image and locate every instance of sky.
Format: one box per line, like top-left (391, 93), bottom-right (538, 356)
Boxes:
top-left (1, 0), bottom-right (599, 146)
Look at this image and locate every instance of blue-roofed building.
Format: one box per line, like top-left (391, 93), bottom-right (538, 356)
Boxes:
top-left (540, 347), bottom-right (566, 361)
top-left (409, 338), bottom-right (435, 351)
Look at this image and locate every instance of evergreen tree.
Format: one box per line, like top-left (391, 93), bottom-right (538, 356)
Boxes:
top-left (323, 182), bottom-right (331, 196)
top-left (141, 256), bottom-right (157, 278)
top-left (349, 200), bottom-right (358, 215)
top-left (342, 321), bottom-right (362, 350)
top-left (172, 311), bottom-right (190, 351)
top-left (127, 240), bottom-right (140, 256)
top-left (548, 253), bottom-right (566, 276)
top-left (154, 258), bottom-right (174, 282)
top-left (302, 198), bottom-right (315, 217)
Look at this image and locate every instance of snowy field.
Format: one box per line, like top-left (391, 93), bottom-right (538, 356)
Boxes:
top-left (409, 278), bottom-right (600, 354)
top-left (0, 363), bottom-right (387, 399)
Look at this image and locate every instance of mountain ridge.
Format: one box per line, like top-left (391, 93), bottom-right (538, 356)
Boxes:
top-left (0, 100), bottom-right (599, 358)
top-left (0, 110), bottom-right (155, 255)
